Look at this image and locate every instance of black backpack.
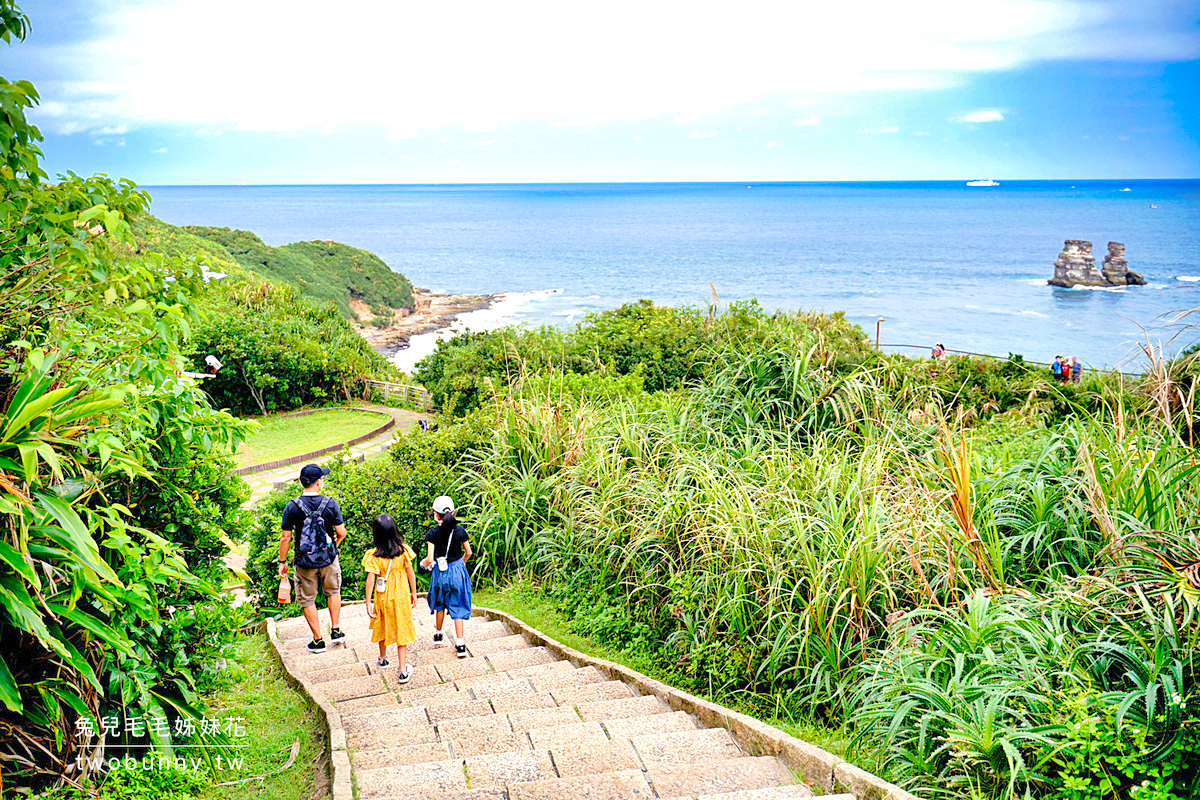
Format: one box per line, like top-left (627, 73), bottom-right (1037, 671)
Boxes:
top-left (292, 496), bottom-right (336, 569)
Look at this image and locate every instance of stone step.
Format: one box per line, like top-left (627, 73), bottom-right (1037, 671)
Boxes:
top-left (528, 720), bottom-right (609, 751)
top-left (306, 661), bottom-right (369, 684)
top-left (507, 768), bottom-right (655, 800)
top-left (313, 674), bottom-right (388, 702)
top-left (548, 740), bottom-right (641, 777)
top-left (488, 691), bottom-right (557, 714)
top-left (447, 729), bottom-right (532, 757)
top-left (466, 633), bottom-right (530, 656)
top-left (646, 756), bottom-right (794, 799)
top-left (577, 694), bottom-right (669, 721)
top-left (350, 741), bottom-right (454, 771)
top-left (506, 659), bottom-right (576, 679)
top-left (469, 677), bottom-right (535, 699)
top-left (356, 758), bottom-right (467, 799)
top-left (425, 698), bottom-right (495, 723)
top-left (344, 705), bottom-right (429, 735)
top-left (348, 723), bottom-right (439, 751)
top-left (334, 692), bottom-right (398, 714)
top-left (400, 684), bottom-right (469, 707)
top-left (372, 788), bottom-right (508, 800)
top-left (286, 647), bottom-right (360, 671)
top-left (529, 665), bottom-right (607, 692)
top-left (603, 710), bottom-right (698, 740)
top-left (436, 659), bottom-right (495, 683)
top-left (464, 749), bottom-right (556, 786)
top-left (550, 680), bottom-right (635, 706)
top-left (486, 646), bottom-right (558, 673)
top-left (435, 712), bottom-right (513, 744)
top-left (630, 727), bottom-right (743, 766)
top-left (507, 705), bottom-right (585, 732)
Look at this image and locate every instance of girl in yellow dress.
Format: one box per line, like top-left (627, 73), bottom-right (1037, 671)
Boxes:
top-left (363, 514), bottom-right (418, 682)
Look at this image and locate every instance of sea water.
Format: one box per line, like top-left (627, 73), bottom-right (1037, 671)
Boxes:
top-left (147, 181), bottom-right (1200, 369)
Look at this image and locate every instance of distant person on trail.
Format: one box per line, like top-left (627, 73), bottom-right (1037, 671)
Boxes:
top-left (1071, 358), bottom-right (1082, 383)
top-left (363, 514), bottom-right (417, 682)
top-left (279, 464), bottom-right (348, 654)
top-left (931, 343), bottom-right (945, 359)
top-left (1052, 356), bottom-right (1063, 383)
top-left (204, 354), bottom-right (222, 376)
top-left (420, 495), bottom-right (473, 658)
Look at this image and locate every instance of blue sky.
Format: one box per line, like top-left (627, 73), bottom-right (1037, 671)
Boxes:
top-left (4, 0), bottom-right (1199, 184)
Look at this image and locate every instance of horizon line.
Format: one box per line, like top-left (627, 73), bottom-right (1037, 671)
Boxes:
top-left (140, 177), bottom-right (1200, 189)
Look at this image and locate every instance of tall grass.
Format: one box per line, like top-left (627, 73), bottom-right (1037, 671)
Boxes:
top-left (415, 308), bottom-right (1200, 797)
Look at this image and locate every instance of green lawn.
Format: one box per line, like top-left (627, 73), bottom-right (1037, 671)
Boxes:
top-left (233, 409), bottom-right (386, 469)
top-left (474, 581), bottom-right (890, 780)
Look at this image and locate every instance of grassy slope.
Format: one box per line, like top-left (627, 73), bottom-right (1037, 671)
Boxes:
top-left (233, 409), bottom-right (386, 468)
top-left (198, 634), bottom-right (327, 800)
top-left (183, 225), bottom-right (414, 321)
top-left (474, 581), bottom-right (891, 780)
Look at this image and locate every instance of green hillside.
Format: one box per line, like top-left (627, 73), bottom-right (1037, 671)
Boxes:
top-left (131, 215), bottom-right (415, 323)
top-left (183, 225), bottom-right (415, 322)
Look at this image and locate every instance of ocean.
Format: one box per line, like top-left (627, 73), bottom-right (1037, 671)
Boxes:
top-left (146, 181), bottom-right (1200, 370)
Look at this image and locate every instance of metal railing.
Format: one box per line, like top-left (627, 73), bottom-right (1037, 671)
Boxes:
top-left (366, 379), bottom-right (434, 411)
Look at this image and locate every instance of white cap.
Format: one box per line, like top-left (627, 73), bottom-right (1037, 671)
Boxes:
top-left (432, 495), bottom-right (455, 515)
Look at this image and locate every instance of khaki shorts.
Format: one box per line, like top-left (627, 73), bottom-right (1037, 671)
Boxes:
top-left (295, 557), bottom-right (342, 608)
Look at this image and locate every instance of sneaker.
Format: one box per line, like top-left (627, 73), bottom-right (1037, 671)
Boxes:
top-left (433, 630), bottom-right (444, 644)
top-left (329, 628), bottom-right (346, 643)
top-left (397, 665), bottom-right (412, 684)
top-left (377, 657), bottom-right (389, 668)
top-left (308, 638), bottom-right (326, 654)
top-left (455, 642), bottom-right (467, 659)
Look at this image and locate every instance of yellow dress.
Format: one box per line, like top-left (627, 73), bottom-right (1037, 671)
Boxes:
top-left (361, 546), bottom-right (416, 647)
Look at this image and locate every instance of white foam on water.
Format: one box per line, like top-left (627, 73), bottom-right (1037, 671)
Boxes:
top-left (390, 289), bottom-right (563, 374)
top-left (1026, 279), bottom-right (1049, 286)
top-left (1178, 276), bottom-right (1200, 282)
top-left (1020, 310), bottom-right (1048, 318)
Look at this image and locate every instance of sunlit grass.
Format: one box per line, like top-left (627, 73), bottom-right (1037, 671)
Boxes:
top-left (233, 408), bottom-right (385, 468)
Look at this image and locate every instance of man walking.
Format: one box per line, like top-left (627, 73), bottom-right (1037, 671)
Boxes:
top-left (279, 464), bottom-right (347, 653)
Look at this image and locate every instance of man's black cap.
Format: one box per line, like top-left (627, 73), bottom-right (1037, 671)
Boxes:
top-left (299, 464), bottom-right (330, 486)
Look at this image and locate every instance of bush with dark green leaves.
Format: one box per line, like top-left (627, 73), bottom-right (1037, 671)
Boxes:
top-left (189, 279), bottom-right (394, 415)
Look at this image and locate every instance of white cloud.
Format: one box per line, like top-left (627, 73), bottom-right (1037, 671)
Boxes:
top-left (857, 126), bottom-right (900, 134)
top-left (23, 0), bottom-right (1200, 137)
top-left (689, 130), bottom-right (717, 138)
top-left (442, 159), bottom-right (459, 165)
top-left (151, 146), bottom-right (168, 154)
top-left (474, 138), bottom-right (497, 146)
top-left (792, 117), bottom-right (821, 127)
top-left (765, 141), bottom-right (777, 147)
top-left (957, 109), bottom-right (1005, 123)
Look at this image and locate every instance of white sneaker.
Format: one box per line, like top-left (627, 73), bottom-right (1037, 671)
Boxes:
top-left (397, 664), bottom-right (412, 684)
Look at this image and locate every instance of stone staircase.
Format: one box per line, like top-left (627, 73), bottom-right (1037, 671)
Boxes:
top-left (272, 603), bottom-right (892, 800)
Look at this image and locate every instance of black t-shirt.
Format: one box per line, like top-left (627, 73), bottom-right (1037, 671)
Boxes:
top-left (425, 524), bottom-right (469, 562)
top-left (282, 495), bottom-right (345, 560)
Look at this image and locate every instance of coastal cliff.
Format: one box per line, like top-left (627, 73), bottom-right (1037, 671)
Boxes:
top-left (1048, 239), bottom-right (1145, 287)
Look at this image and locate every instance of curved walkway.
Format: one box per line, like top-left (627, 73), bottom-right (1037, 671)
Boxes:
top-left (268, 603), bottom-right (916, 800)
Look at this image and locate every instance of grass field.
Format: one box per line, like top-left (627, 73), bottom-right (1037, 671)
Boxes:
top-left (233, 409), bottom-right (386, 469)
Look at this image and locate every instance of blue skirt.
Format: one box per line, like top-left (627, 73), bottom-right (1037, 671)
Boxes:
top-left (427, 558), bottom-right (472, 620)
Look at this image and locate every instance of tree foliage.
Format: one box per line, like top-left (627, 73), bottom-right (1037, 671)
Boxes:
top-left (1, 4), bottom-right (251, 791)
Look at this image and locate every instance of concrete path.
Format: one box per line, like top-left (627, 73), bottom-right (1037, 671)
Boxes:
top-left (239, 404), bottom-right (430, 504)
top-left (273, 604), bottom-right (859, 800)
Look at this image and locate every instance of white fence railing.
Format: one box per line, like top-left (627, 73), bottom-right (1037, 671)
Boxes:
top-left (366, 379), bottom-right (433, 411)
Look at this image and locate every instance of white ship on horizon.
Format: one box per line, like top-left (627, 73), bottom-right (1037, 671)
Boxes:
top-left (966, 179), bottom-right (999, 187)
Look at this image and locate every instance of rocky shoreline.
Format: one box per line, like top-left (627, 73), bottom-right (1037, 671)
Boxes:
top-left (352, 287), bottom-right (499, 358)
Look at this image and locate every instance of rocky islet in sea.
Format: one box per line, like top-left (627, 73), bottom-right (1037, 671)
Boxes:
top-left (1048, 239), bottom-right (1146, 288)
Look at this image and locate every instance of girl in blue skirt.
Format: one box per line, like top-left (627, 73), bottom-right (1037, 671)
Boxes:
top-left (420, 495), bottom-right (473, 658)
